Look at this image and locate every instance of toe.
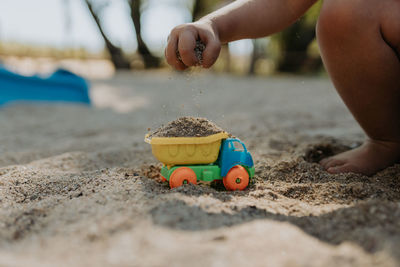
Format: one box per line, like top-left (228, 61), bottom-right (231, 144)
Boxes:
top-left (327, 164), bottom-right (359, 174)
top-left (327, 165), bottom-right (345, 174)
top-left (319, 157), bottom-right (331, 167)
top-left (325, 158), bottom-right (346, 169)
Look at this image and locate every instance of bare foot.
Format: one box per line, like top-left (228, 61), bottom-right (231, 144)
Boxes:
top-left (320, 139), bottom-right (400, 176)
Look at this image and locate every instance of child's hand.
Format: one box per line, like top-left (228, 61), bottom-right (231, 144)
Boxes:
top-left (165, 21), bottom-right (221, 70)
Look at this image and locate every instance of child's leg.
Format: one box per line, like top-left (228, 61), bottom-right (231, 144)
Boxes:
top-left (317, 0), bottom-right (400, 175)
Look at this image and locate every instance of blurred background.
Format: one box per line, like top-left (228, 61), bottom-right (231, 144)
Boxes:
top-left (0, 0), bottom-right (324, 78)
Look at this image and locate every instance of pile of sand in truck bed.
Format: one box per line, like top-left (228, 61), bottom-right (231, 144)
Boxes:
top-left (148, 116), bottom-right (226, 138)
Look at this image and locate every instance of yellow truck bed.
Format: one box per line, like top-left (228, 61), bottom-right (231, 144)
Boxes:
top-left (144, 132), bottom-right (229, 166)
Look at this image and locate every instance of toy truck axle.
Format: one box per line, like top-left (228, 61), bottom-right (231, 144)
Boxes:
top-left (161, 163), bottom-right (255, 191)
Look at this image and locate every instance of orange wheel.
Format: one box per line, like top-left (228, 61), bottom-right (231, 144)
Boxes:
top-left (223, 165), bottom-right (249, 191)
top-left (169, 167), bottom-right (197, 189)
top-left (161, 176), bottom-right (167, 182)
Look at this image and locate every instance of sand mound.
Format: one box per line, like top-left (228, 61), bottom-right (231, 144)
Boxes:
top-left (148, 116), bottom-right (226, 138)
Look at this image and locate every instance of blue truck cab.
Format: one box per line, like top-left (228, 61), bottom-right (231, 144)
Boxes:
top-left (218, 138), bottom-right (254, 177)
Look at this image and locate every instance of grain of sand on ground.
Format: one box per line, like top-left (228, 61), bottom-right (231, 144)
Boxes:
top-left (0, 71), bottom-right (399, 267)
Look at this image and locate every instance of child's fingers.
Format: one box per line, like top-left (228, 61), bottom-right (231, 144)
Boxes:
top-left (165, 34), bottom-right (187, 70)
top-left (199, 31), bottom-right (221, 68)
top-left (202, 39), bottom-right (221, 68)
top-left (177, 29), bottom-right (198, 67)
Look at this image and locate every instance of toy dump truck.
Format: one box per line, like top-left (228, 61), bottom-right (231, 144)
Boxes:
top-left (145, 132), bottom-right (255, 190)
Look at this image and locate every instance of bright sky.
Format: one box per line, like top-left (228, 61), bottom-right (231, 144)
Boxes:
top-left (0, 0), bottom-right (251, 55)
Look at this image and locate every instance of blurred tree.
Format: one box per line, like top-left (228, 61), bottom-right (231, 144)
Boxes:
top-left (248, 39), bottom-right (261, 75)
top-left (62, 0), bottom-right (74, 51)
top-left (192, 0), bottom-right (210, 21)
top-left (62, 0), bottom-right (72, 34)
top-left (127, 0), bottom-right (160, 68)
top-left (84, 0), bottom-right (131, 69)
top-left (273, 1), bottom-right (322, 73)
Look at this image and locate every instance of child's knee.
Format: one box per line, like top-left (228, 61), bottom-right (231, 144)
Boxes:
top-left (317, 0), bottom-right (400, 53)
top-left (316, 0), bottom-right (366, 43)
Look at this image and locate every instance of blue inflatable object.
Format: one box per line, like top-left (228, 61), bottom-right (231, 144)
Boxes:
top-left (0, 66), bottom-right (90, 106)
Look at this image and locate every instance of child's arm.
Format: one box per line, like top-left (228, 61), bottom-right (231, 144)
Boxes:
top-left (165, 0), bottom-right (317, 70)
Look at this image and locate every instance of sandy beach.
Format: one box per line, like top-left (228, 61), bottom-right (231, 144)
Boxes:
top-left (0, 71), bottom-right (399, 266)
